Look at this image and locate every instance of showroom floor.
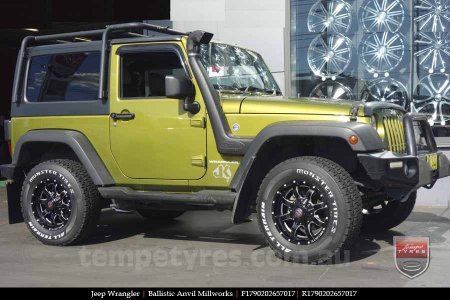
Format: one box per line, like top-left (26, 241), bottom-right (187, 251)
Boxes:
top-left (0, 186), bottom-right (449, 287)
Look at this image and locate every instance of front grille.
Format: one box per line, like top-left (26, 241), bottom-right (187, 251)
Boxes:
top-left (383, 116), bottom-right (406, 153)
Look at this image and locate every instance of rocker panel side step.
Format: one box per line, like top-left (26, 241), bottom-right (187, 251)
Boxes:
top-left (98, 187), bottom-right (237, 210)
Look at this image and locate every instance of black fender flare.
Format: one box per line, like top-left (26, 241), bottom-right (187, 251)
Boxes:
top-left (230, 121), bottom-right (385, 223)
top-left (9, 129), bottom-right (114, 186)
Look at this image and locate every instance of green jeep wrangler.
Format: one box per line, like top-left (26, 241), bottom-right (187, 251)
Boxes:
top-left (1, 23), bottom-right (449, 264)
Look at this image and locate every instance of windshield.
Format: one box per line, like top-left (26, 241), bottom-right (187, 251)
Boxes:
top-left (200, 42), bottom-right (281, 95)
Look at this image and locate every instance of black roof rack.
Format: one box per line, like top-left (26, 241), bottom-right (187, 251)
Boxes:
top-left (12, 22), bottom-right (188, 103)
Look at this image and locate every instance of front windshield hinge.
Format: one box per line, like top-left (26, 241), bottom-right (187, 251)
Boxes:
top-left (350, 103), bottom-right (359, 122)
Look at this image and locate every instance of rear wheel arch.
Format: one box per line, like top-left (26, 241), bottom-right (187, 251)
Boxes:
top-left (15, 142), bottom-right (78, 170)
top-left (11, 130), bottom-right (114, 186)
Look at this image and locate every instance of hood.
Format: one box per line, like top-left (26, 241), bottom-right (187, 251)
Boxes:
top-left (220, 95), bottom-right (406, 116)
top-left (221, 95), bottom-right (359, 116)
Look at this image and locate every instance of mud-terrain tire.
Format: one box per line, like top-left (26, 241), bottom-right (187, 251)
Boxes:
top-left (362, 192), bottom-right (416, 233)
top-left (21, 159), bottom-right (101, 245)
top-left (137, 210), bottom-right (185, 220)
top-left (256, 156), bottom-right (362, 264)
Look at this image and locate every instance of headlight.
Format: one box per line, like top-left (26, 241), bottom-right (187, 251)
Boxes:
top-left (371, 115), bottom-right (377, 130)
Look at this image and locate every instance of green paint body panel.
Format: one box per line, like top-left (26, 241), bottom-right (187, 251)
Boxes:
top-left (9, 39), bottom-right (373, 192)
top-left (108, 42), bottom-right (207, 181)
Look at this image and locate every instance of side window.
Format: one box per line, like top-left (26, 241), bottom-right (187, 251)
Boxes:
top-left (26, 52), bottom-right (100, 102)
top-left (121, 51), bottom-right (185, 99)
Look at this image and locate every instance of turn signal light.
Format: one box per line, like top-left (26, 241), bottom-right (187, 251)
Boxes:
top-left (349, 135), bottom-right (359, 145)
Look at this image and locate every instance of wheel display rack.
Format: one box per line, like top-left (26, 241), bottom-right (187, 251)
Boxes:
top-left (291, 0), bottom-right (450, 128)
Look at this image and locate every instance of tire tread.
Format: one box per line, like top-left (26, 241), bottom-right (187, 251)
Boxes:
top-left (21, 159), bottom-right (101, 245)
top-left (256, 156), bottom-right (362, 264)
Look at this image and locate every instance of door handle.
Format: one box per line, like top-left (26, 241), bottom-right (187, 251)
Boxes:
top-left (110, 112), bottom-right (135, 121)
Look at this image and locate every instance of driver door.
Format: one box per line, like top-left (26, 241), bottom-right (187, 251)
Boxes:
top-left (109, 44), bottom-right (206, 180)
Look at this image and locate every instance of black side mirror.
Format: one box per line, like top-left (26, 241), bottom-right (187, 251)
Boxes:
top-left (165, 75), bottom-right (200, 114)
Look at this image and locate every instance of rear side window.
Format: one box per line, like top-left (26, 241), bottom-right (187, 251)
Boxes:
top-left (26, 52), bottom-right (100, 102)
top-left (121, 51), bottom-right (185, 99)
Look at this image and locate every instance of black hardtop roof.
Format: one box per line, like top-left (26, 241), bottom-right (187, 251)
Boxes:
top-left (12, 23), bottom-right (214, 104)
top-left (13, 22), bottom-right (193, 103)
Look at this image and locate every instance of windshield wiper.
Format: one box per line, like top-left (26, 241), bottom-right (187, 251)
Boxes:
top-left (267, 89), bottom-right (282, 96)
top-left (239, 86), bottom-right (281, 95)
top-left (213, 84), bottom-right (243, 93)
top-left (219, 89), bottom-right (246, 94)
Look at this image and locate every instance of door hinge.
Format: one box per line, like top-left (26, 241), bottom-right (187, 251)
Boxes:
top-left (190, 117), bottom-right (205, 128)
top-left (191, 155), bottom-right (206, 167)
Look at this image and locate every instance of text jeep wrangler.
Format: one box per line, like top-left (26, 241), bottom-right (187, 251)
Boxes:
top-left (1, 23), bottom-right (449, 264)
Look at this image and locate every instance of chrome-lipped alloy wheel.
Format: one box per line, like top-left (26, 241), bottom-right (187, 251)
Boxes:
top-left (308, 33), bottom-right (352, 79)
top-left (360, 32), bottom-right (405, 74)
top-left (413, 73), bottom-right (450, 126)
top-left (415, 0), bottom-right (450, 32)
top-left (310, 81), bottom-right (353, 101)
top-left (272, 180), bottom-right (330, 245)
top-left (415, 32), bottom-right (450, 73)
top-left (31, 181), bottom-right (72, 231)
top-left (361, 0), bottom-right (405, 32)
top-left (361, 78), bottom-right (408, 108)
top-left (308, 0), bottom-right (353, 33)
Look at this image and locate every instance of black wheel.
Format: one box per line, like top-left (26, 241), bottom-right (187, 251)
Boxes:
top-left (137, 209), bottom-right (185, 220)
top-left (21, 159), bottom-right (101, 245)
top-left (362, 192), bottom-right (416, 233)
top-left (257, 156), bottom-right (362, 264)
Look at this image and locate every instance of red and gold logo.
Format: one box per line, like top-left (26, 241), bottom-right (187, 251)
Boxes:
top-left (394, 237), bottom-right (430, 279)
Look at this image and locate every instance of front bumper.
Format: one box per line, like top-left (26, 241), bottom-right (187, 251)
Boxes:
top-left (358, 113), bottom-right (450, 198)
top-left (358, 151), bottom-right (450, 189)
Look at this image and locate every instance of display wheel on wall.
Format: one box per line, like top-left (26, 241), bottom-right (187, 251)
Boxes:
top-left (309, 81), bottom-right (353, 101)
top-left (415, 32), bottom-right (450, 74)
top-left (307, 0), bottom-right (353, 33)
top-left (361, 78), bottom-right (408, 108)
top-left (360, 32), bottom-right (405, 75)
top-left (307, 33), bottom-right (352, 79)
top-left (413, 73), bottom-right (450, 126)
top-left (361, 0), bottom-right (405, 32)
top-left (415, 0), bottom-right (450, 32)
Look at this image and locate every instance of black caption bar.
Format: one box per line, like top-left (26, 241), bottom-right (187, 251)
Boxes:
top-left (0, 288), bottom-right (444, 298)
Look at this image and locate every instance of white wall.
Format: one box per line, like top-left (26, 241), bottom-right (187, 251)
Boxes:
top-left (170, 0), bottom-right (287, 94)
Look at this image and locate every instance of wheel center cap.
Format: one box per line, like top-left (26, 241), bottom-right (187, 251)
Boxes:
top-left (325, 50), bottom-right (334, 61)
top-left (293, 208), bottom-right (304, 219)
top-left (378, 46), bottom-right (387, 56)
top-left (47, 201), bottom-right (54, 209)
top-left (326, 16), bottom-right (335, 25)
